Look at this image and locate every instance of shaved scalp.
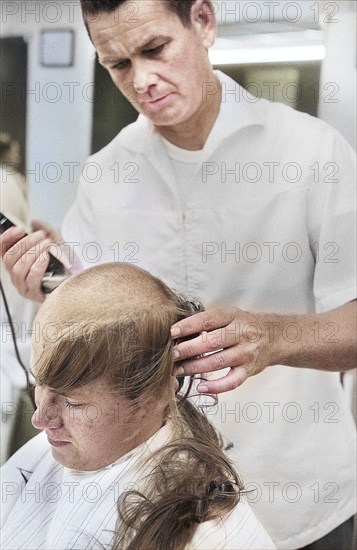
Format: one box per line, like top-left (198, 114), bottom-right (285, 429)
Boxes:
top-left (39, 262), bottom-right (176, 327)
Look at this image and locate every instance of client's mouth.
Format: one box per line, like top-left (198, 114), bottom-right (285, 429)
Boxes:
top-left (47, 436), bottom-right (70, 448)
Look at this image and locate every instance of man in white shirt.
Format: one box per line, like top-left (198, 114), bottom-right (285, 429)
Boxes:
top-left (0, 1), bottom-right (356, 548)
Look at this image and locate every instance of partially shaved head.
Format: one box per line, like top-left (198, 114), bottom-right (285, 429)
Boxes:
top-left (33, 263), bottom-right (201, 404)
top-left (37, 262), bottom-right (178, 328)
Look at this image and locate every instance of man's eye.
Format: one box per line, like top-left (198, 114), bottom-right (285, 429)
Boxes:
top-left (144, 44), bottom-right (165, 56)
top-left (112, 59), bottom-right (130, 70)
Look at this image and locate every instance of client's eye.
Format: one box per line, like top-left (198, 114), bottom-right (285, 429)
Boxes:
top-left (65, 401), bottom-right (83, 409)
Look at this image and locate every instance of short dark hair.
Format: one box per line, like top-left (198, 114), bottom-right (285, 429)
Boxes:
top-left (80, 0), bottom-right (197, 28)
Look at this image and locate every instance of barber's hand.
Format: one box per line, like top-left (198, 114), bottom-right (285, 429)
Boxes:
top-left (171, 307), bottom-right (276, 394)
top-left (0, 220), bottom-right (71, 303)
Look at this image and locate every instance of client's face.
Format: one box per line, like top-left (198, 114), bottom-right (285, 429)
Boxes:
top-left (32, 379), bottom-right (148, 471)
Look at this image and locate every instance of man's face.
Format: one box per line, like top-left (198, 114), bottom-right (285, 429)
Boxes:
top-left (32, 380), bottom-right (145, 471)
top-left (88, 0), bottom-right (216, 130)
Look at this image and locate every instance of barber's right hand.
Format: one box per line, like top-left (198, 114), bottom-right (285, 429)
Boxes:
top-left (0, 220), bottom-right (71, 303)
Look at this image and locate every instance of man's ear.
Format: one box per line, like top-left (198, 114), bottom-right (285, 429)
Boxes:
top-left (191, 0), bottom-right (216, 49)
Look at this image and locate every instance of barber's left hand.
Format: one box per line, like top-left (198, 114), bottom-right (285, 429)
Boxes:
top-left (171, 307), bottom-right (277, 394)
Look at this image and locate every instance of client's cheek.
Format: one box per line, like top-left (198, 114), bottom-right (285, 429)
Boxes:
top-left (31, 409), bottom-right (40, 429)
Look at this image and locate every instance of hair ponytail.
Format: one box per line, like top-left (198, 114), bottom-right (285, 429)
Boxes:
top-left (115, 399), bottom-right (243, 550)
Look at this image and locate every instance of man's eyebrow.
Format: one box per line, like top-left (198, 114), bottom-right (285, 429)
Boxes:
top-left (98, 55), bottom-right (121, 67)
top-left (98, 35), bottom-right (171, 66)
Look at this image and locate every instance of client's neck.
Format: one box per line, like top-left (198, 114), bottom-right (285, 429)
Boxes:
top-left (120, 409), bottom-right (167, 459)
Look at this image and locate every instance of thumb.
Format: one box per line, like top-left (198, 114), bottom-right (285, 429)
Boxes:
top-left (31, 219), bottom-right (72, 270)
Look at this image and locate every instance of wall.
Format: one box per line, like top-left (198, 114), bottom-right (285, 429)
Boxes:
top-left (0, 37), bottom-right (28, 165)
top-left (0, 0), bottom-right (95, 229)
top-left (318, 3), bottom-right (356, 150)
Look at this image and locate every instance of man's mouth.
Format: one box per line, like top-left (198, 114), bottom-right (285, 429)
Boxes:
top-left (139, 93), bottom-right (174, 111)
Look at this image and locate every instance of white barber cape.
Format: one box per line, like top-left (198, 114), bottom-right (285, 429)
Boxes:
top-left (0, 425), bottom-right (275, 550)
top-left (62, 71), bottom-right (357, 548)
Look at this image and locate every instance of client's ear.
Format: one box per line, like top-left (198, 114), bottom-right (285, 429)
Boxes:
top-left (175, 373), bottom-right (185, 394)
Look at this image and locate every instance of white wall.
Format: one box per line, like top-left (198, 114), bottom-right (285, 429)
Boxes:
top-left (0, 0), bottom-right (95, 230)
top-left (318, 3), bottom-right (357, 150)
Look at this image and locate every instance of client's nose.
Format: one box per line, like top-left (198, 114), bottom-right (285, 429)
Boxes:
top-left (31, 385), bottom-right (63, 430)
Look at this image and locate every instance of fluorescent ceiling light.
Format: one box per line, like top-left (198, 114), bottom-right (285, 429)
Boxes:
top-left (209, 45), bottom-right (326, 65)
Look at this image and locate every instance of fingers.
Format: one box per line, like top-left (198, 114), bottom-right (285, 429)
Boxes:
top-left (196, 366), bottom-right (248, 395)
top-left (171, 306), bottom-right (272, 394)
top-left (31, 220), bottom-right (71, 270)
top-left (22, 254), bottom-right (50, 302)
top-left (171, 307), bottom-right (236, 338)
top-left (32, 219), bottom-right (61, 243)
top-left (1, 222), bottom-right (71, 301)
top-left (3, 230), bottom-right (46, 269)
top-left (0, 226), bottom-right (27, 256)
top-left (9, 248), bottom-right (50, 301)
top-left (31, 219), bottom-right (52, 233)
top-left (174, 347), bottom-right (251, 377)
top-left (2, 229), bottom-right (51, 301)
top-left (173, 324), bottom-right (239, 361)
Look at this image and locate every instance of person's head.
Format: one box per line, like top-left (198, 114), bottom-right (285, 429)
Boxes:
top-left (31, 262), bottom-right (200, 471)
top-left (80, 0), bottom-right (218, 135)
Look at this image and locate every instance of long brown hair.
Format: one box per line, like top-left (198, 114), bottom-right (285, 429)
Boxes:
top-left (116, 398), bottom-right (242, 550)
top-left (33, 263), bottom-right (243, 550)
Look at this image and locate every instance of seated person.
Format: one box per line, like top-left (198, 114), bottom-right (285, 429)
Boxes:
top-left (0, 263), bottom-right (275, 550)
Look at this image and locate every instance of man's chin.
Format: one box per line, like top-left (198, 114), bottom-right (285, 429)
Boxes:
top-left (141, 105), bottom-right (188, 129)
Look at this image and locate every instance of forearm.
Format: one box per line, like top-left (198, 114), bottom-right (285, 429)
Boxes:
top-left (267, 300), bottom-right (357, 372)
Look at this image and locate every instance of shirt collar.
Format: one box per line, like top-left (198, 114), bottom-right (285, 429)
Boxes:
top-left (204, 70), bottom-right (266, 149)
top-left (117, 70), bottom-right (266, 158)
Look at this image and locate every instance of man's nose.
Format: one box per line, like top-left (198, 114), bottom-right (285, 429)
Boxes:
top-left (31, 387), bottom-right (63, 430)
top-left (132, 60), bottom-right (157, 94)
